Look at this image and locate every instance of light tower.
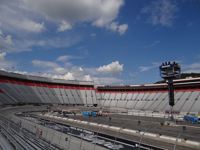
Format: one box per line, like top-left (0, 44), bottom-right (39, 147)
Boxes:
top-left (159, 61), bottom-right (181, 120)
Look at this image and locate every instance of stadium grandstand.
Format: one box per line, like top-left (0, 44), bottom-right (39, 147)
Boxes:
top-left (96, 77), bottom-right (200, 113)
top-left (1, 70), bottom-right (200, 150)
top-left (1, 70), bottom-right (200, 114)
top-left (0, 70), bottom-right (97, 106)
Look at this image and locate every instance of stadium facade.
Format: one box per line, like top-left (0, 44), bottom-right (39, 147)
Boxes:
top-left (0, 70), bottom-right (200, 113)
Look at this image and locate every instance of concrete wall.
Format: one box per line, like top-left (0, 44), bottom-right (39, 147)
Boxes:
top-left (11, 116), bottom-right (107, 150)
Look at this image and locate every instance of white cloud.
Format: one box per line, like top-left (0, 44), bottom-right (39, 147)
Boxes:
top-left (183, 63), bottom-right (200, 73)
top-left (23, 0), bottom-right (124, 25)
top-left (58, 21), bottom-right (72, 32)
top-left (141, 0), bottom-right (177, 27)
top-left (139, 62), bottom-right (160, 72)
top-left (79, 67), bottom-right (84, 72)
top-left (108, 22), bottom-right (128, 35)
top-left (118, 24), bottom-right (128, 35)
top-left (52, 72), bottom-right (75, 80)
top-left (31, 57), bottom-right (124, 84)
top-left (54, 67), bottom-right (66, 74)
top-left (11, 36), bottom-right (81, 52)
top-left (0, 31), bottom-right (13, 51)
top-left (62, 72), bottom-right (75, 80)
top-left (56, 55), bottom-right (84, 63)
top-left (22, 0), bottom-right (127, 34)
top-left (32, 59), bottom-right (76, 80)
top-left (18, 20), bottom-right (45, 33)
top-left (13, 70), bottom-right (28, 75)
top-left (139, 66), bottom-right (154, 72)
top-left (0, 1), bottom-right (45, 33)
top-left (57, 55), bottom-right (71, 62)
top-left (0, 0), bottom-right (127, 53)
top-left (83, 75), bottom-right (93, 81)
top-left (97, 61), bottom-right (123, 74)
top-left (0, 52), bottom-right (6, 61)
top-left (32, 60), bottom-right (58, 68)
top-left (0, 52), bottom-right (15, 69)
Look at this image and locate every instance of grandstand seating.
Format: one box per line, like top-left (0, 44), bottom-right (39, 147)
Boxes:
top-left (96, 78), bottom-right (200, 113)
top-left (0, 70), bottom-right (200, 113)
top-left (0, 70), bottom-right (97, 106)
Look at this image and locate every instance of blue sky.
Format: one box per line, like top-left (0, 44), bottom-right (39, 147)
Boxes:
top-left (0, 0), bottom-right (200, 84)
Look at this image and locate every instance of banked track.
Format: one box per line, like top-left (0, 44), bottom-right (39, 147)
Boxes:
top-left (1, 105), bottom-right (200, 150)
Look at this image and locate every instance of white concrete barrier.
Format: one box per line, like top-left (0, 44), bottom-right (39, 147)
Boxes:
top-left (160, 135), bottom-right (176, 141)
top-left (38, 114), bottom-right (200, 149)
top-left (12, 116), bottom-right (107, 150)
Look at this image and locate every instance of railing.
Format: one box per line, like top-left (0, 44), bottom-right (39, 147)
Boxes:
top-left (0, 116), bottom-right (61, 150)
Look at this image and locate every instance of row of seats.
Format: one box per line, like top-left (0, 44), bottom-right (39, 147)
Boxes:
top-left (0, 82), bottom-right (97, 106)
top-left (96, 91), bottom-right (200, 113)
top-left (1, 78), bottom-right (200, 113)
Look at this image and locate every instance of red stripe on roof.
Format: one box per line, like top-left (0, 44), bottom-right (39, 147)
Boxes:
top-left (0, 79), bottom-right (95, 90)
top-left (96, 88), bottom-right (200, 93)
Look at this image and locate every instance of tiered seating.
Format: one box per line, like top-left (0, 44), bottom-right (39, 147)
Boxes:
top-left (0, 70), bottom-right (97, 106)
top-left (1, 70), bottom-right (200, 113)
top-left (96, 80), bottom-right (200, 113)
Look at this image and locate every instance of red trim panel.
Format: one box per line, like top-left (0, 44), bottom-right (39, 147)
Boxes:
top-left (1, 78), bottom-right (200, 93)
top-left (96, 88), bottom-right (200, 93)
top-left (0, 79), bottom-right (95, 90)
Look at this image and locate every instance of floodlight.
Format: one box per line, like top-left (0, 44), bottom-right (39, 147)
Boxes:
top-left (159, 61), bottom-right (181, 108)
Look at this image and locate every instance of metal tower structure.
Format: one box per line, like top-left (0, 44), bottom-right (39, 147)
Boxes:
top-left (159, 61), bottom-right (181, 119)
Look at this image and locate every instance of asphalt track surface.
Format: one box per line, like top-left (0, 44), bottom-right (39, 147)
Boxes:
top-left (23, 115), bottom-right (165, 150)
top-left (1, 105), bottom-right (200, 150)
top-left (35, 113), bottom-right (199, 150)
top-left (68, 114), bottom-right (200, 142)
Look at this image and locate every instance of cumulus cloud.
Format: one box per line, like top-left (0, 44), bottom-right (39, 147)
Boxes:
top-left (31, 57), bottom-right (124, 84)
top-left (52, 72), bottom-right (75, 80)
top-left (54, 67), bottom-right (66, 74)
top-left (141, 0), bottom-right (177, 27)
top-left (32, 59), bottom-right (73, 75)
top-left (0, 0), bottom-right (127, 53)
top-left (83, 75), bottom-right (93, 81)
top-left (22, 0), bottom-right (127, 34)
top-left (97, 61), bottom-right (123, 74)
top-left (0, 0), bottom-right (45, 33)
